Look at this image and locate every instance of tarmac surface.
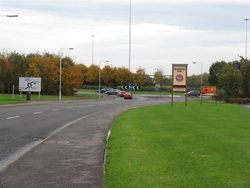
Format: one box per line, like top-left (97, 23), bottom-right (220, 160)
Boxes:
top-left (0, 95), bottom-right (182, 188)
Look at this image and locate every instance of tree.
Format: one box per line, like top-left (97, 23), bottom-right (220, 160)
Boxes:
top-left (219, 64), bottom-right (242, 98)
top-left (85, 64), bottom-right (99, 85)
top-left (153, 69), bottom-right (164, 86)
top-left (240, 60), bottom-right (250, 97)
top-left (63, 64), bottom-right (84, 95)
top-left (102, 65), bottom-right (116, 86)
top-left (208, 61), bottom-right (227, 87)
top-left (133, 68), bottom-right (149, 86)
top-left (115, 67), bottom-right (131, 86)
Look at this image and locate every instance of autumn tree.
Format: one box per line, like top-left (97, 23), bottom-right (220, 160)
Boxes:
top-left (115, 67), bottom-right (131, 86)
top-left (133, 68), bottom-right (149, 86)
top-left (85, 64), bottom-right (99, 85)
top-left (153, 69), bottom-right (164, 86)
top-left (102, 65), bottom-right (116, 86)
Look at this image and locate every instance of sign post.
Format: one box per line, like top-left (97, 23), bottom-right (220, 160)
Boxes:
top-left (202, 86), bottom-right (217, 104)
top-left (172, 64), bottom-right (188, 106)
top-left (19, 77), bottom-right (41, 101)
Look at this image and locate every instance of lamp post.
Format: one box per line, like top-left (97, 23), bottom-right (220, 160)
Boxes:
top-left (129, 0), bottom-right (132, 73)
top-left (193, 62), bottom-right (203, 104)
top-left (99, 60), bottom-right (109, 99)
top-left (59, 48), bottom-right (74, 100)
top-left (244, 18), bottom-right (249, 59)
top-left (92, 35), bottom-right (95, 64)
top-left (0, 15), bottom-right (19, 17)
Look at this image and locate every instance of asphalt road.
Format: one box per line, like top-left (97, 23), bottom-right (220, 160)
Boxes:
top-left (0, 95), bottom-right (184, 188)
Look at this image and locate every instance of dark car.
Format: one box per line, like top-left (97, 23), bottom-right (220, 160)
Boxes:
top-left (105, 89), bottom-right (120, 95)
top-left (185, 90), bottom-right (200, 97)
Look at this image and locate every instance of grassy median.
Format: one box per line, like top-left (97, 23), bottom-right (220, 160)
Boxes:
top-left (105, 101), bottom-right (250, 188)
top-left (0, 93), bottom-right (99, 105)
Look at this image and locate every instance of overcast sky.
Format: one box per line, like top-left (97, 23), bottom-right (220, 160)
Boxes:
top-left (1, 0), bottom-right (249, 75)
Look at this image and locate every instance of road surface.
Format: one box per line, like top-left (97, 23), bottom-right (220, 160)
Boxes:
top-left (0, 95), bottom-right (184, 188)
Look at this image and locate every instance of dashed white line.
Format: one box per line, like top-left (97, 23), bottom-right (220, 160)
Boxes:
top-left (33, 112), bottom-right (43, 115)
top-left (6, 116), bottom-right (20, 120)
top-left (52, 109), bottom-right (60, 112)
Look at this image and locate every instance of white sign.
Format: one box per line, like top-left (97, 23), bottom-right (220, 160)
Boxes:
top-left (19, 77), bottom-right (41, 92)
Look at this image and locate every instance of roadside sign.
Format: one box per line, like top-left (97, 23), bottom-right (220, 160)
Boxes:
top-left (172, 64), bottom-right (188, 92)
top-left (172, 64), bottom-right (188, 106)
top-left (202, 86), bottom-right (217, 95)
top-left (121, 85), bottom-right (140, 90)
top-left (19, 77), bottom-right (41, 92)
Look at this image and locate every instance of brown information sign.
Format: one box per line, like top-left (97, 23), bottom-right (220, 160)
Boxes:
top-left (172, 64), bottom-right (188, 92)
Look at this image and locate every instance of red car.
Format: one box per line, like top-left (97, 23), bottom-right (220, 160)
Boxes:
top-left (124, 92), bottom-right (133, 100)
top-left (117, 91), bottom-right (126, 97)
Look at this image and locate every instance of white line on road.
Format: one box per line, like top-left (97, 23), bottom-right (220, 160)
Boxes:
top-left (52, 109), bottom-right (60, 112)
top-left (6, 116), bottom-right (20, 120)
top-left (33, 112), bottom-right (43, 115)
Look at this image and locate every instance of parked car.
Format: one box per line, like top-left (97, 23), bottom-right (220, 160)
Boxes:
top-left (185, 90), bottom-right (200, 97)
top-left (105, 89), bottom-right (120, 95)
top-left (117, 91), bottom-right (126, 97)
top-left (124, 92), bottom-right (133, 100)
top-left (97, 88), bottom-right (112, 94)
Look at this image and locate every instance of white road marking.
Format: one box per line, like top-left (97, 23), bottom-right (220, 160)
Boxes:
top-left (33, 112), bottom-right (43, 115)
top-left (6, 116), bottom-right (20, 120)
top-left (52, 109), bottom-right (60, 112)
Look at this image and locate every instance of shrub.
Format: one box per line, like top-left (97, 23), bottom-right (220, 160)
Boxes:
top-left (228, 98), bottom-right (250, 104)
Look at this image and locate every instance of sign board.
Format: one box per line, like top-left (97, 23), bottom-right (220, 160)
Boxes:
top-left (120, 85), bottom-right (140, 90)
top-left (172, 64), bottom-right (188, 92)
top-left (202, 86), bottom-right (217, 95)
top-left (19, 77), bottom-right (41, 92)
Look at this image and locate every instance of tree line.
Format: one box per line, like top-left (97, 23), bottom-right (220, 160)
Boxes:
top-left (6, 51), bottom-right (244, 97)
top-left (0, 52), bottom-right (173, 95)
top-left (209, 57), bottom-right (250, 100)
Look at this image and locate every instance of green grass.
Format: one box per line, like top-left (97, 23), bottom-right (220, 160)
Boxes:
top-left (0, 93), bottom-right (99, 105)
top-left (105, 101), bottom-right (250, 188)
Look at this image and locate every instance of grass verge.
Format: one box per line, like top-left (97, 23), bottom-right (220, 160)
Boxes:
top-left (0, 93), bottom-right (99, 105)
top-left (105, 101), bottom-right (250, 188)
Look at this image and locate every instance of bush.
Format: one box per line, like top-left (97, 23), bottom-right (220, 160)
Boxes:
top-left (228, 98), bottom-right (250, 104)
top-left (217, 89), bottom-right (230, 101)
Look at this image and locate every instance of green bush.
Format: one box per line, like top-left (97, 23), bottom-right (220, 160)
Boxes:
top-left (229, 98), bottom-right (250, 104)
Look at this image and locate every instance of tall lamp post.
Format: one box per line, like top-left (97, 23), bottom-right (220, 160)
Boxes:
top-left (193, 62), bottom-right (203, 104)
top-left (59, 48), bottom-right (74, 100)
top-left (99, 60), bottom-right (109, 98)
top-left (129, 0), bottom-right (132, 73)
top-left (244, 18), bottom-right (249, 59)
top-left (92, 35), bottom-right (95, 64)
top-left (0, 15), bottom-right (19, 17)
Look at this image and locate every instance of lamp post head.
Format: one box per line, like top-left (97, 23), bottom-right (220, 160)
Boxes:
top-left (6, 15), bottom-right (19, 17)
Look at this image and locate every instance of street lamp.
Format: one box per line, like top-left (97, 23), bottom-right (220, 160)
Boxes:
top-left (244, 18), bottom-right (249, 59)
top-left (99, 60), bottom-right (109, 99)
top-left (193, 62), bottom-right (203, 104)
top-left (129, 0), bottom-right (132, 73)
top-left (0, 15), bottom-right (19, 17)
top-left (59, 48), bottom-right (74, 100)
top-left (92, 35), bottom-right (95, 64)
